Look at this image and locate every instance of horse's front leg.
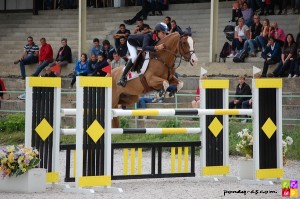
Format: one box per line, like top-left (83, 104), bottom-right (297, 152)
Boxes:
top-left (164, 76), bottom-right (184, 98)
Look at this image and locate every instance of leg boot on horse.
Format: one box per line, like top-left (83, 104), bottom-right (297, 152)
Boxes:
top-left (117, 60), bottom-right (133, 87)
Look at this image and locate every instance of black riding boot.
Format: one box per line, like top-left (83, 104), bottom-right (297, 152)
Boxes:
top-left (117, 60), bottom-right (133, 87)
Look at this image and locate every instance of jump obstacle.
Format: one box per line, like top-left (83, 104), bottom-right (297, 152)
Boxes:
top-left (25, 76), bottom-right (283, 193)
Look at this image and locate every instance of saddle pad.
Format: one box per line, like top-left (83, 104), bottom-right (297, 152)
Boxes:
top-left (126, 52), bottom-right (150, 81)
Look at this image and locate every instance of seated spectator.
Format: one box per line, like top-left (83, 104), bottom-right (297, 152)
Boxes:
top-left (100, 40), bottom-right (116, 62)
top-left (0, 77), bottom-right (6, 109)
top-left (255, 18), bottom-right (270, 52)
top-left (32, 38), bottom-right (53, 77)
top-left (260, 0), bottom-right (274, 15)
top-left (241, 98), bottom-right (252, 123)
top-left (243, 14), bottom-right (262, 57)
top-left (123, 0), bottom-right (152, 25)
top-left (170, 20), bottom-right (185, 35)
top-left (116, 36), bottom-right (129, 61)
top-left (90, 38), bottom-right (102, 58)
top-left (113, 24), bottom-right (131, 49)
top-left (241, 2), bottom-right (253, 27)
top-left (288, 32), bottom-right (300, 77)
top-left (137, 92), bottom-right (164, 109)
top-left (229, 75), bottom-right (251, 110)
top-left (149, 0), bottom-right (163, 16)
top-left (231, 0), bottom-right (243, 24)
top-left (92, 54), bottom-right (109, 76)
top-left (45, 38), bottom-right (72, 76)
top-left (133, 19), bottom-right (150, 34)
top-left (164, 16), bottom-right (171, 31)
top-left (191, 87), bottom-right (200, 108)
top-left (87, 54), bottom-right (97, 75)
top-left (272, 34), bottom-right (296, 77)
top-left (70, 53), bottom-right (88, 88)
top-left (229, 18), bottom-right (250, 57)
top-left (14, 36), bottom-right (39, 79)
top-left (110, 52), bottom-right (126, 69)
top-left (269, 21), bottom-right (285, 47)
top-left (260, 37), bottom-right (281, 77)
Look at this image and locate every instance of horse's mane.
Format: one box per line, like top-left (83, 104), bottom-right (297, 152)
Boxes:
top-left (156, 32), bottom-right (180, 45)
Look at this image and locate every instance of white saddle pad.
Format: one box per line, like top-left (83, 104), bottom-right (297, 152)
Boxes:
top-left (125, 52), bottom-right (150, 81)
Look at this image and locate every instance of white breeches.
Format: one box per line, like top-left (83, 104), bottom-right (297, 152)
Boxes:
top-left (127, 41), bottom-right (138, 63)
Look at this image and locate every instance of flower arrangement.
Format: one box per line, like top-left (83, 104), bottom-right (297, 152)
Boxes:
top-left (235, 128), bottom-right (253, 160)
top-left (0, 145), bottom-right (40, 178)
top-left (235, 128), bottom-right (294, 165)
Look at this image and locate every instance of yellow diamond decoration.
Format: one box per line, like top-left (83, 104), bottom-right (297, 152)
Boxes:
top-left (208, 117), bottom-right (223, 137)
top-left (86, 120), bottom-right (104, 143)
top-left (261, 117), bottom-right (277, 139)
top-left (35, 118), bottom-right (53, 141)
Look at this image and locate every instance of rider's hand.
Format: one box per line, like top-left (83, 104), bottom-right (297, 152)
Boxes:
top-left (155, 44), bottom-right (165, 51)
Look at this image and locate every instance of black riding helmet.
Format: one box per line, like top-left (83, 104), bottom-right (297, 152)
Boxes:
top-left (154, 22), bottom-right (169, 33)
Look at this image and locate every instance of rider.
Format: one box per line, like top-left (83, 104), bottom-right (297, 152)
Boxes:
top-left (117, 22), bottom-right (169, 87)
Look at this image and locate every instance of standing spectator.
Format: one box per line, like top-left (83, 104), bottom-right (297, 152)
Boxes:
top-left (272, 34), bottom-right (296, 77)
top-left (149, 0), bottom-right (163, 16)
top-left (191, 87), bottom-right (200, 108)
top-left (70, 53), bottom-right (88, 88)
top-left (164, 16), bottom-right (171, 31)
top-left (269, 21), bottom-right (285, 47)
top-left (113, 24), bottom-right (131, 49)
top-left (229, 17), bottom-right (250, 57)
top-left (32, 38), bottom-right (53, 77)
top-left (241, 2), bottom-right (253, 27)
top-left (170, 20), bottom-right (185, 35)
top-left (0, 78), bottom-right (6, 109)
top-left (110, 52), bottom-right (126, 69)
top-left (261, 37), bottom-right (282, 77)
top-left (92, 54), bottom-right (109, 76)
top-left (229, 75), bottom-right (252, 110)
top-left (123, 0), bottom-right (152, 25)
top-left (46, 38), bottom-right (72, 76)
top-left (116, 36), bottom-right (129, 61)
top-left (14, 36), bottom-right (39, 79)
top-left (255, 18), bottom-right (270, 52)
top-left (87, 54), bottom-right (97, 75)
top-left (100, 40), bottom-right (116, 62)
top-left (90, 38), bottom-right (102, 58)
top-left (243, 14), bottom-right (262, 57)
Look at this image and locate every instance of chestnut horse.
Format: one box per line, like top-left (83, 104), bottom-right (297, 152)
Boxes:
top-left (111, 32), bottom-right (198, 127)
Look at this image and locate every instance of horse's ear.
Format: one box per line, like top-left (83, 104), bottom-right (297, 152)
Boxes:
top-left (184, 26), bottom-right (192, 36)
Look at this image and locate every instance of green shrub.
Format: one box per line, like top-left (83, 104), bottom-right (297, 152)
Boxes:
top-left (0, 114), bottom-right (25, 133)
top-left (120, 116), bottom-right (130, 128)
top-left (158, 118), bottom-right (181, 128)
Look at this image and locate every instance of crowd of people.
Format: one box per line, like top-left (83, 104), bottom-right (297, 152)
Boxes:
top-left (228, 0), bottom-right (300, 78)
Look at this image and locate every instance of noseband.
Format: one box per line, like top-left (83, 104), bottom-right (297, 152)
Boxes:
top-left (179, 36), bottom-right (195, 62)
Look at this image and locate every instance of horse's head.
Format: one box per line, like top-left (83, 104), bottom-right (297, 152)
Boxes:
top-left (179, 36), bottom-right (198, 66)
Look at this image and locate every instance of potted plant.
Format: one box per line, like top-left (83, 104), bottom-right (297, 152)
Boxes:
top-left (0, 145), bottom-right (46, 193)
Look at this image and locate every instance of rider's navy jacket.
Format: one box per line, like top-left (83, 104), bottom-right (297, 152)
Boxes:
top-left (127, 32), bottom-right (157, 52)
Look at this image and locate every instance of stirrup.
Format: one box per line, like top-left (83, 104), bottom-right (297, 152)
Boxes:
top-left (117, 77), bottom-right (127, 87)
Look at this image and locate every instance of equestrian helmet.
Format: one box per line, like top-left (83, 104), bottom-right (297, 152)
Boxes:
top-left (154, 22), bottom-right (169, 33)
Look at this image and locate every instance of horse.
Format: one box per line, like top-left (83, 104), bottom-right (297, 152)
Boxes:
top-left (111, 32), bottom-right (198, 127)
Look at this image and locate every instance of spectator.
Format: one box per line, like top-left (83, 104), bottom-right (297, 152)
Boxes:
top-left (90, 38), bottom-right (102, 58)
top-left (289, 32), bottom-right (300, 77)
top-left (116, 36), bottom-right (129, 61)
top-left (229, 75), bottom-right (252, 110)
top-left (92, 54), bottom-right (109, 76)
top-left (0, 78), bottom-right (6, 109)
top-left (255, 18), bottom-right (270, 52)
top-left (87, 54), bottom-right (97, 75)
top-left (170, 20), bottom-right (184, 35)
top-left (261, 37), bottom-right (281, 77)
top-left (100, 40), bottom-right (116, 62)
top-left (231, 0), bottom-right (243, 23)
top-left (269, 21), bottom-right (285, 47)
top-left (260, 0), bottom-right (274, 15)
top-left (110, 52), bottom-right (126, 69)
top-left (149, 0), bottom-right (163, 16)
top-left (45, 38), bottom-right (72, 76)
top-left (241, 2), bottom-right (253, 27)
top-left (277, 0), bottom-right (288, 15)
top-left (191, 87), bottom-right (200, 108)
top-left (32, 38), bottom-right (53, 77)
top-left (241, 98), bottom-right (252, 123)
top-left (123, 0), bottom-right (152, 25)
top-left (14, 36), bottom-right (39, 79)
top-left (272, 34), bottom-right (296, 77)
top-left (243, 14), bottom-right (262, 57)
top-left (164, 16), bottom-right (171, 31)
top-left (137, 92), bottom-right (164, 109)
top-left (229, 17), bottom-right (250, 57)
top-left (133, 19), bottom-right (150, 34)
top-left (113, 24), bottom-right (131, 49)
top-left (70, 53), bottom-right (88, 88)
